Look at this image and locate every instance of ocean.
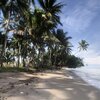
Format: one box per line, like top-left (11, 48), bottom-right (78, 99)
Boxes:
top-left (72, 64), bottom-right (100, 89)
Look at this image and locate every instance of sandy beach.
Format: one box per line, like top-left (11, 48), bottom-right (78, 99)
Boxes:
top-left (0, 69), bottom-right (100, 100)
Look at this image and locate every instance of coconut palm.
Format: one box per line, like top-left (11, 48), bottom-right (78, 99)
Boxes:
top-left (78, 40), bottom-right (89, 51)
top-left (53, 29), bottom-right (72, 54)
top-left (37, 0), bottom-right (63, 27)
top-left (0, 0), bottom-right (35, 57)
top-left (48, 29), bottom-right (72, 66)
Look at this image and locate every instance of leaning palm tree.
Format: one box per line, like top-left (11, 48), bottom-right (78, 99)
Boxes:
top-left (78, 40), bottom-right (89, 51)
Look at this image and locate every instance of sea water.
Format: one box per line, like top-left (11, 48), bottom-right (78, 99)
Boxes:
top-left (73, 64), bottom-right (100, 89)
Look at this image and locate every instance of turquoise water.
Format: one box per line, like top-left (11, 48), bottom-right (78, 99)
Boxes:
top-left (73, 64), bottom-right (100, 89)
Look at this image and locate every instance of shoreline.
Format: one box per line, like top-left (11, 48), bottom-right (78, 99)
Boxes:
top-left (69, 68), bottom-right (100, 90)
top-left (0, 69), bottom-right (100, 100)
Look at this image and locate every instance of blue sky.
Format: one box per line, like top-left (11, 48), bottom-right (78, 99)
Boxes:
top-left (58, 0), bottom-right (100, 65)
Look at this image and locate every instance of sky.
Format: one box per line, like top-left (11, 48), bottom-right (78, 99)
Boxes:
top-left (58, 0), bottom-right (100, 65)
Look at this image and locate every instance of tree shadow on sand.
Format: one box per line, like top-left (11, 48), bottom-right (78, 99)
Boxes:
top-left (0, 70), bottom-right (100, 100)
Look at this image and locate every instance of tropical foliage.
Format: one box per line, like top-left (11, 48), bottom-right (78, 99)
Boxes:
top-left (0, 0), bottom-right (86, 71)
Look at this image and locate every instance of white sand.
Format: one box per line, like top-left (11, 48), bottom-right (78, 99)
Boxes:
top-left (0, 69), bottom-right (100, 100)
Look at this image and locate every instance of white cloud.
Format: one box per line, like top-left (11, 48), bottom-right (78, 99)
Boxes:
top-left (61, 0), bottom-right (100, 33)
top-left (76, 48), bottom-right (100, 65)
top-left (65, 9), bottom-right (95, 32)
top-left (85, 56), bottom-right (100, 65)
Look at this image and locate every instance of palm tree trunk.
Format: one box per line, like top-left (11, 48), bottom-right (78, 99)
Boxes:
top-left (3, 18), bottom-right (10, 56)
top-left (17, 43), bottom-right (20, 68)
top-left (48, 47), bottom-right (52, 66)
top-left (23, 57), bottom-right (25, 67)
top-left (17, 56), bottom-right (20, 68)
top-left (13, 49), bottom-right (16, 67)
top-left (37, 49), bottom-right (40, 67)
top-left (54, 55), bottom-right (57, 67)
top-left (0, 46), bottom-right (4, 67)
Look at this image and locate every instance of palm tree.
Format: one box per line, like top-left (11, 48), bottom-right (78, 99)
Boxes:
top-left (44, 32), bottom-right (60, 66)
top-left (78, 40), bottom-right (89, 51)
top-left (37, 0), bottom-right (63, 27)
top-left (53, 29), bottom-right (72, 54)
top-left (49, 29), bottom-right (72, 66)
top-left (0, 0), bottom-right (35, 56)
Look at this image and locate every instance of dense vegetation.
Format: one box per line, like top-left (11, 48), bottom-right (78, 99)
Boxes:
top-left (0, 0), bottom-right (88, 71)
